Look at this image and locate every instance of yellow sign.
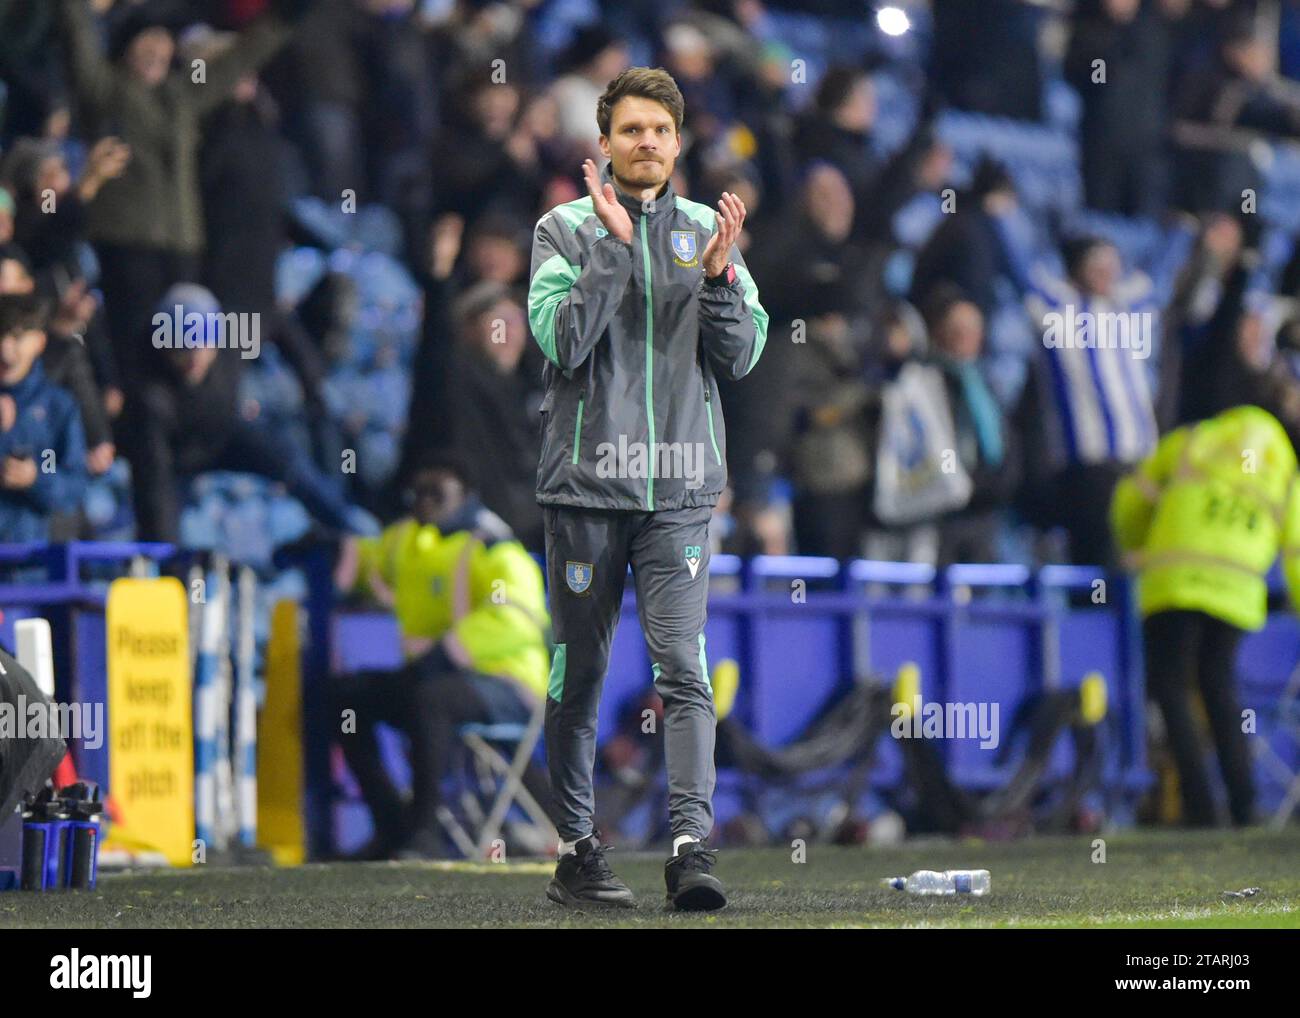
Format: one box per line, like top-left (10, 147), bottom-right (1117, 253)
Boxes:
top-left (103, 577), bottom-right (194, 866)
top-left (257, 599), bottom-right (305, 865)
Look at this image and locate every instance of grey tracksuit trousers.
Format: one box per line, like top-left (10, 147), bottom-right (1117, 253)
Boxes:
top-left (542, 503), bottom-right (715, 842)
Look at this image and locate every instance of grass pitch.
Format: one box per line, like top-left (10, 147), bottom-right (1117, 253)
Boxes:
top-left (4, 826), bottom-right (1298, 928)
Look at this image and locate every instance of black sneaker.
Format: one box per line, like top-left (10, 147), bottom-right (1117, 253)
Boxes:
top-left (546, 834), bottom-right (637, 909)
top-left (664, 842), bottom-right (727, 911)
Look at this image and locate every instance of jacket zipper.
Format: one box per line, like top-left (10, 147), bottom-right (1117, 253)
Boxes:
top-left (640, 212), bottom-right (656, 509)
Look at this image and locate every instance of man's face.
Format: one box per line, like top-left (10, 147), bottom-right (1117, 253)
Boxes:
top-left (126, 28), bottom-right (175, 88)
top-left (474, 85), bottom-right (519, 140)
top-left (410, 468), bottom-right (467, 527)
top-left (37, 156), bottom-right (72, 198)
top-left (935, 302), bottom-right (985, 361)
top-left (803, 164), bottom-right (854, 243)
top-left (470, 300), bottom-right (526, 371)
top-left (468, 235), bottom-right (524, 283)
top-left (600, 96), bottom-right (681, 198)
top-left (0, 327), bottom-right (46, 386)
top-left (1076, 244), bottom-right (1121, 297)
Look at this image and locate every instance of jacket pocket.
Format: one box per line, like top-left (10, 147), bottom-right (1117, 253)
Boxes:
top-left (572, 354), bottom-right (596, 466)
top-left (702, 364), bottom-right (722, 466)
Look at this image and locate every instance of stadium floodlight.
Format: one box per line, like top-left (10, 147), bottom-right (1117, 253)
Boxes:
top-left (876, 6), bottom-right (911, 36)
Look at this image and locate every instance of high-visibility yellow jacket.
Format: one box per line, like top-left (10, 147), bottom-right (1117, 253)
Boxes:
top-left (352, 518), bottom-right (550, 700)
top-left (1110, 405), bottom-right (1300, 630)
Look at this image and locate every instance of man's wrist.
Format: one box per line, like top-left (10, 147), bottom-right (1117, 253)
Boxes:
top-left (703, 262), bottom-right (736, 286)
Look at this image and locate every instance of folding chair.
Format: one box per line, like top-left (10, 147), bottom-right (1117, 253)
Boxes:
top-left (436, 692), bottom-right (555, 858)
top-left (1252, 661), bottom-right (1300, 828)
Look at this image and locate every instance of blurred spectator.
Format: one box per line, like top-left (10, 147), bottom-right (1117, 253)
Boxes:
top-left (58, 0), bottom-right (300, 391)
top-left (922, 285), bottom-right (1019, 566)
top-left (329, 453), bottom-right (552, 859)
top-left (787, 302), bottom-right (875, 560)
top-left (0, 0), bottom-right (65, 143)
top-left (1164, 211), bottom-right (1247, 428)
top-left (127, 283), bottom-right (373, 541)
top-left (3, 134), bottom-right (127, 407)
top-left (738, 161), bottom-right (872, 542)
top-left (356, 0), bottom-right (438, 210)
top-left (792, 66), bottom-right (879, 227)
top-left (0, 292), bottom-right (86, 541)
top-left (0, 245), bottom-right (110, 478)
top-left (443, 281), bottom-right (545, 552)
top-left (400, 212), bottom-right (542, 549)
top-left (1173, 13), bottom-right (1300, 210)
top-left (861, 299), bottom-right (946, 567)
top-left (5, 134), bottom-right (127, 294)
top-left (548, 26), bottom-right (630, 157)
top-left (195, 28), bottom-right (286, 327)
top-left (1066, 0), bottom-right (1174, 217)
top-left (454, 212), bottom-right (530, 289)
top-left (733, 40), bottom-right (798, 220)
top-left (931, 0), bottom-right (1045, 121)
top-left (261, 0), bottom-right (366, 201)
top-left (398, 213), bottom-right (462, 499)
top-left (997, 206), bottom-right (1198, 566)
top-left (911, 158), bottom-right (1016, 318)
top-left (776, 163), bottom-right (879, 559)
top-left (426, 73), bottom-right (542, 239)
top-left (1176, 13), bottom-right (1300, 137)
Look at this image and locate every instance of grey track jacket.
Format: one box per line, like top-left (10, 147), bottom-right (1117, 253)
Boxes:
top-left (527, 161), bottom-right (769, 511)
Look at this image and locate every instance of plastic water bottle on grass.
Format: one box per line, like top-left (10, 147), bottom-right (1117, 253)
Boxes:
top-left (883, 869), bottom-right (990, 895)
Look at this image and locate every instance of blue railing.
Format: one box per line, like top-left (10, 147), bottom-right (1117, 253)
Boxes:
top-left (4, 543), bottom-right (1298, 859)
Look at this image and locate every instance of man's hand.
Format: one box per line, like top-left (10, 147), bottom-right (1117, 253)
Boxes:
top-left (582, 158), bottom-right (632, 245)
top-left (86, 442), bottom-right (115, 475)
top-left (2, 456), bottom-right (37, 490)
top-left (702, 191), bottom-right (746, 278)
top-left (0, 395), bottom-right (15, 433)
top-left (78, 136), bottom-right (130, 202)
top-left (103, 386), bottom-right (124, 419)
top-left (429, 212), bottom-right (464, 280)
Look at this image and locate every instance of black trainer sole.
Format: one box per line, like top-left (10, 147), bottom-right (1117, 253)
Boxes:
top-left (667, 878), bottom-right (728, 912)
top-left (546, 878), bottom-right (637, 909)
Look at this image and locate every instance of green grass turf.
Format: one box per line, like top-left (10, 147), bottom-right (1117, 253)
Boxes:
top-left (4, 827), bottom-right (1299, 928)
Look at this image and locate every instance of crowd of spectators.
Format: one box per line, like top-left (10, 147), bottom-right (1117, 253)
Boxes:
top-left (6, 0), bottom-right (1300, 572)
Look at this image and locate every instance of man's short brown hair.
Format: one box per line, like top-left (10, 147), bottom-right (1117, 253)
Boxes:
top-left (596, 67), bottom-right (684, 138)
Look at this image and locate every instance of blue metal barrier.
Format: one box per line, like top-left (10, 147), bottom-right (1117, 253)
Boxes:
top-left (6, 543), bottom-right (1297, 860)
top-left (0, 543), bottom-right (180, 796)
top-left (322, 554), bottom-right (1161, 849)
